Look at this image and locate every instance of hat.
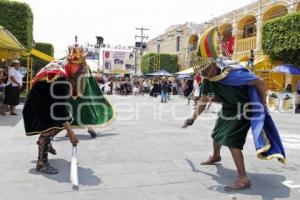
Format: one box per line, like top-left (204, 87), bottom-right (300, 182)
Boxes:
top-left (190, 27), bottom-right (218, 73)
top-left (12, 59), bottom-right (20, 64)
top-left (67, 44), bottom-right (87, 64)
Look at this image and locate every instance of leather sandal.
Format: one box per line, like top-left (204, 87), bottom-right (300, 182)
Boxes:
top-left (200, 156), bottom-right (221, 165)
top-left (224, 179), bottom-right (251, 191)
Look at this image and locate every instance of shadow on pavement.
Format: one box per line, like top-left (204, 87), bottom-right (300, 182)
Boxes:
top-left (29, 159), bottom-right (101, 187)
top-left (54, 132), bottom-right (119, 142)
top-left (0, 108), bottom-right (23, 126)
top-left (185, 159), bottom-right (290, 200)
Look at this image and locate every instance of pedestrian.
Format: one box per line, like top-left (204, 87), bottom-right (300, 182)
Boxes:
top-left (3, 59), bottom-right (23, 115)
top-left (167, 81), bottom-right (172, 100)
top-left (0, 67), bottom-right (6, 114)
top-left (143, 79), bottom-right (148, 94)
top-left (23, 60), bottom-right (79, 174)
top-left (172, 80), bottom-right (178, 95)
top-left (248, 50), bottom-right (254, 70)
top-left (189, 73), bottom-right (202, 106)
top-left (183, 27), bottom-right (286, 191)
top-left (284, 84), bottom-right (292, 93)
top-left (161, 80), bottom-right (168, 103)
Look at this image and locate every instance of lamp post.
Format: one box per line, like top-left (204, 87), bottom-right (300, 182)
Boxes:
top-left (95, 36), bottom-right (104, 72)
top-left (155, 38), bottom-right (164, 72)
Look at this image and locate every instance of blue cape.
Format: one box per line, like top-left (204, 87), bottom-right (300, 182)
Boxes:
top-left (218, 68), bottom-right (286, 163)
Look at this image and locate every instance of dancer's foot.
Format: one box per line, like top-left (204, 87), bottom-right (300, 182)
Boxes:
top-left (224, 179), bottom-right (251, 191)
top-left (200, 156), bottom-right (221, 165)
top-left (88, 129), bottom-right (97, 138)
top-left (36, 162), bottom-right (59, 175)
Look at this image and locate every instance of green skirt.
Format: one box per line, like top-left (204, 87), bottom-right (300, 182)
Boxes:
top-left (212, 107), bottom-right (250, 150)
top-left (68, 75), bottom-right (115, 127)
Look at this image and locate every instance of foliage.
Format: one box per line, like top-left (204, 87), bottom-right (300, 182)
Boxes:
top-left (32, 42), bottom-right (54, 72)
top-left (141, 53), bottom-right (179, 74)
top-left (262, 12), bottom-right (300, 66)
top-left (0, 0), bottom-right (33, 49)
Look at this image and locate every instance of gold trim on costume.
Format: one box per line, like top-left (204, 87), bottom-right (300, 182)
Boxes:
top-left (26, 126), bottom-right (65, 136)
top-left (26, 118), bottom-right (74, 136)
top-left (207, 67), bottom-right (232, 82)
top-left (256, 130), bottom-right (287, 164)
top-left (32, 74), bottom-right (64, 86)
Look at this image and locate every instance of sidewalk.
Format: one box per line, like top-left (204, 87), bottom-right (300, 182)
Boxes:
top-left (0, 96), bottom-right (300, 200)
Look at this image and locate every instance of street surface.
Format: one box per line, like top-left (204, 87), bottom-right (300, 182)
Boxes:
top-left (1, 95), bottom-right (300, 200)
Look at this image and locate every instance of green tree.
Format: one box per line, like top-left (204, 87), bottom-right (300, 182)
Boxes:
top-left (0, 0), bottom-right (33, 49)
top-left (262, 12), bottom-right (300, 66)
top-left (141, 53), bottom-right (179, 74)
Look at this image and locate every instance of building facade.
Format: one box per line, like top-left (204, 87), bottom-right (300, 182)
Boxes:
top-left (146, 0), bottom-right (300, 71)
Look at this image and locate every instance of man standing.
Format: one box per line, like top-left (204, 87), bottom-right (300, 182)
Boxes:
top-left (161, 80), bottom-right (168, 103)
top-left (183, 27), bottom-right (286, 191)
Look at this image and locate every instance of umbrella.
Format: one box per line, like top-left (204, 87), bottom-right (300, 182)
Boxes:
top-left (146, 69), bottom-right (174, 76)
top-left (272, 64), bottom-right (300, 75)
top-left (176, 74), bottom-right (190, 79)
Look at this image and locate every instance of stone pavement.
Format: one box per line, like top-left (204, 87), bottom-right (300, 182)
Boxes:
top-left (1, 95), bottom-right (300, 200)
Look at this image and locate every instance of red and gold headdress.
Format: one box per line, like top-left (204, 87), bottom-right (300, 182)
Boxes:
top-left (67, 36), bottom-right (87, 65)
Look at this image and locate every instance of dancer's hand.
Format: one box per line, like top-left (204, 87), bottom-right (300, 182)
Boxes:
top-left (68, 131), bottom-right (79, 146)
top-left (182, 118), bottom-right (195, 128)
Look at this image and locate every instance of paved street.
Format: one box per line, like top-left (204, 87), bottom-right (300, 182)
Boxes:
top-left (1, 95), bottom-right (300, 200)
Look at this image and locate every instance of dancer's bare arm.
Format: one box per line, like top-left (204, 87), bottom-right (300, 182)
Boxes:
top-left (249, 78), bottom-right (267, 106)
top-left (182, 95), bottom-right (209, 128)
top-left (63, 122), bottom-right (79, 145)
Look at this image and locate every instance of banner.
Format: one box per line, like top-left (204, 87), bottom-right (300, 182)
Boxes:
top-left (279, 93), bottom-right (296, 113)
top-left (103, 50), bottom-right (135, 74)
top-left (85, 47), bottom-right (98, 71)
top-left (267, 90), bottom-right (296, 113)
top-left (267, 90), bottom-right (280, 111)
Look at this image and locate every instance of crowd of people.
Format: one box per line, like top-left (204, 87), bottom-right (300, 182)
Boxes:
top-left (94, 73), bottom-right (201, 104)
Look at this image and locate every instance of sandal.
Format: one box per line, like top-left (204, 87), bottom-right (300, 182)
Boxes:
top-left (36, 162), bottom-right (59, 175)
top-left (224, 179), bottom-right (251, 191)
top-left (200, 156), bottom-right (221, 165)
top-left (88, 129), bottom-right (97, 138)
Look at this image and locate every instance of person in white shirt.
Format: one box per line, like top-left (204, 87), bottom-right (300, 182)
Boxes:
top-left (3, 60), bottom-right (23, 115)
top-left (143, 80), bottom-right (148, 94)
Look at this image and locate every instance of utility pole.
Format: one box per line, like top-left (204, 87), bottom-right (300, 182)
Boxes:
top-left (135, 27), bottom-right (149, 74)
top-left (135, 27), bottom-right (149, 55)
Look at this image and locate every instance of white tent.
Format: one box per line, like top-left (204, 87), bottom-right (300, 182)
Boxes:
top-left (175, 67), bottom-right (194, 75)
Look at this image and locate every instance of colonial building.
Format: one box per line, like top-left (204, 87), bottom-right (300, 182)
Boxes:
top-left (146, 0), bottom-right (300, 71)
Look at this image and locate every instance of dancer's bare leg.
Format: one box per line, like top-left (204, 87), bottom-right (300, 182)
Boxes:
top-left (201, 140), bottom-right (222, 165)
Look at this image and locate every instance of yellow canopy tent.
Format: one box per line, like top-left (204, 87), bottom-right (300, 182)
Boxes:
top-left (0, 25), bottom-right (26, 59)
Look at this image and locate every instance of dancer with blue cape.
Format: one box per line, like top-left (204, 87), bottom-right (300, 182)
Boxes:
top-left (183, 27), bottom-right (286, 191)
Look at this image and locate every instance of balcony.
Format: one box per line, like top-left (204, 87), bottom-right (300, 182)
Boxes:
top-left (236, 36), bottom-right (256, 53)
